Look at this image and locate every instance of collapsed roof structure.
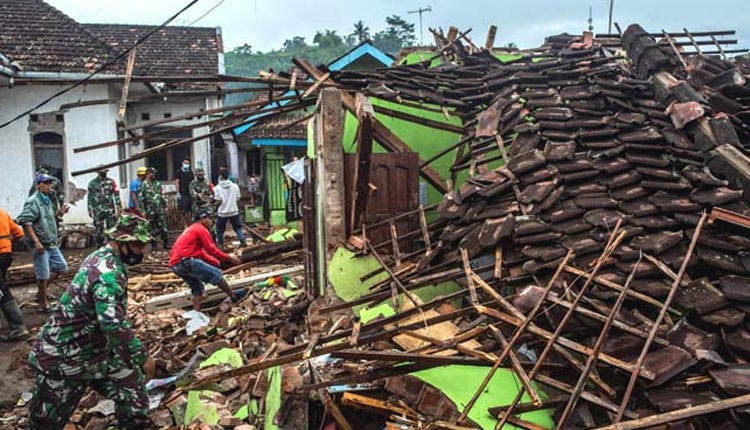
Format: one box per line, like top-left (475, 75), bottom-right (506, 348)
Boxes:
top-left (23, 17), bottom-right (750, 428)
top-left (190, 24), bottom-right (750, 429)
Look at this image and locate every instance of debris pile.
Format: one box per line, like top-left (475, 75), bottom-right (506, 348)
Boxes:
top-left (5, 24), bottom-right (750, 430)
top-left (245, 24), bottom-right (750, 429)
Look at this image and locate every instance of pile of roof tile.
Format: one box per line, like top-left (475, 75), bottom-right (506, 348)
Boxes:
top-left (318, 25), bottom-right (750, 428)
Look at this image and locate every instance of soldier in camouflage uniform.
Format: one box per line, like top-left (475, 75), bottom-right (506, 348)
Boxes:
top-left (137, 167), bottom-right (168, 248)
top-left (27, 214), bottom-right (155, 430)
top-left (189, 167), bottom-right (214, 214)
top-left (29, 165), bottom-right (64, 215)
top-left (87, 168), bottom-right (122, 246)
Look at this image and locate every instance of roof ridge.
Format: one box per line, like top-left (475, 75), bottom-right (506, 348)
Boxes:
top-left (83, 23), bottom-right (219, 31)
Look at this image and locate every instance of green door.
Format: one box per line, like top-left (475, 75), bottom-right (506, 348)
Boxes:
top-left (264, 151), bottom-right (286, 226)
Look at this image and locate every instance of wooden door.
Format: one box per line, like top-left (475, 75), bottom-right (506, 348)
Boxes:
top-left (344, 152), bottom-right (420, 252)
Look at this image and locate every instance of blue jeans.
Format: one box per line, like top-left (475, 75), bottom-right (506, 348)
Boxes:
top-left (216, 215), bottom-right (245, 247)
top-left (33, 247), bottom-right (68, 280)
top-left (171, 258), bottom-right (223, 296)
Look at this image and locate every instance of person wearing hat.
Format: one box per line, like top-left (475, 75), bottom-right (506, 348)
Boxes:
top-left (137, 167), bottom-right (168, 248)
top-left (189, 167), bottom-right (214, 215)
top-left (169, 208), bottom-right (246, 310)
top-left (28, 165), bottom-right (64, 215)
top-left (87, 168), bottom-right (122, 246)
top-left (27, 214), bottom-right (155, 430)
top-left (0, 206), bottom-right (28, 341)
top-left (17, 173), bottom-right (69, 312)
top-left (128, 166), bottom-right (148, 211)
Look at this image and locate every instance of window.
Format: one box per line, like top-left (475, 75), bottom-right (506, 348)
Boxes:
top-left (163, 113), bottom-right (172, 119)
top-left (144, 127), bottom-right (193, 181)
top-left (32, 132), bottom-right (65, 199)
top-left (141, 113), bottom-right (150, 121)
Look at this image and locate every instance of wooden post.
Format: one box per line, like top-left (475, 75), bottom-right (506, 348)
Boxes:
top-left (313, 88), bottom-right (346, 294)
top-left (118, 49), bottom-right (137, 121)
top-left (485, 25), bottom-right (497, 50)
top-left (350, 94), bottom-right (375, 234)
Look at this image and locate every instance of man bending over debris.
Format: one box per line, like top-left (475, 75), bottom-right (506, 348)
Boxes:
top-left (27, 214), bottom-right (156, 430)
top-left (170, 208), bottom-right (246, 310)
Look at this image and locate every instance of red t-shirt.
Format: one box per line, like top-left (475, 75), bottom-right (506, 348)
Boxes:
top-left (169, 222), bottom-right (228, 267)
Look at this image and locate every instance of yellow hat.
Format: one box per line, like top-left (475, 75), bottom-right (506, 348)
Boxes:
top-left (136, 167), bottom-right (148, 175)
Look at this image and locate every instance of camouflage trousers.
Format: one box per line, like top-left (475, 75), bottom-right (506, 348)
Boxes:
top-left (145, 210), bottom-right (169, 245)
top-left (92, 211), bottom-right (117, 247)
top-left (27, 358), bottom-right (148, 430)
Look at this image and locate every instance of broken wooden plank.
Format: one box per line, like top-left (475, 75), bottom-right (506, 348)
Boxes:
top-left (144, 266), bottom-right (303, 312)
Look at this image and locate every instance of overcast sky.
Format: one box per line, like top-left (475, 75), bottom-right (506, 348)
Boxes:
top-left (47, 0), bottom-right (749, 53)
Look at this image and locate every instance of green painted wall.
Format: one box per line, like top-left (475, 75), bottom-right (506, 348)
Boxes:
top-left (399, 50), bottom-right (525, 67)
top-left (342, 98), bottom-right (463, 209)
top-left (413, 365), bottom-right (554, 429)
top-left (328, 247), bottom-right (462, 317)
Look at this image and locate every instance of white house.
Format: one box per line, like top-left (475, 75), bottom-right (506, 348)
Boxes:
top-left (0, 0), bottom-right (225, 224)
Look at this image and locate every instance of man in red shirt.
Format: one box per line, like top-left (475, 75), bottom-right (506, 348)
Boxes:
top-left (169, 208), bottom-right (246, 310)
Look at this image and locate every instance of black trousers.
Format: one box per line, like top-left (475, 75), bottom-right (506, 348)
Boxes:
top-left (0, 253), bottom-right (14, 304)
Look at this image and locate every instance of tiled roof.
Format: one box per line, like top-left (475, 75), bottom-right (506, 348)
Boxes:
top-left (84, 24), bottom-right (223, 78)
top-left (246, 115), bottom-right (309, 140)
top-left (0, 0), bottom-right (120, 73)
top-left (0, 0), bottom-right (223, 80)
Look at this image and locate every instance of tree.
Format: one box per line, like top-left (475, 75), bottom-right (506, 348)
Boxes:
top-left (351, 20), bottom-right (371, 43)
top-left (313, 30), bottom-right (345, 49)
top-left (372, 15), bottom-right (417, 55)
top-left (231, 43), bottom-right (254, 55)
top-left (385, 15), bottom-right (416, 47)
top-left (282, 36), bottom-right (308, 53)
top-left (505, 42), bottom-right (518, 50)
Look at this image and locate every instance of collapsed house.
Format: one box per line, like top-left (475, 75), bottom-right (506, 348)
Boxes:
top-left (196, 24), bottom-right (750, 429)
top-left (4, 18), bottom-right (750, 430)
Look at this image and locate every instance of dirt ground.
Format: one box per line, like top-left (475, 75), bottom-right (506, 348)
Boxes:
top-left (0, 248), bottom-right (91, 409)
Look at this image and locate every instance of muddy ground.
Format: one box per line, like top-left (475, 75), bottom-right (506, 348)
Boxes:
top-left (0, 249), bottom-right (94, 409)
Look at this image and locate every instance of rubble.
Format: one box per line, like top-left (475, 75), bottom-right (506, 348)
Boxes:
top-left (4, 23), bottom-right (750, 430)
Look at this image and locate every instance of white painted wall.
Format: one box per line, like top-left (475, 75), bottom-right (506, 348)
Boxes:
top-left (0, 83), bottom-right (117, 224)
top-left (0, 83), bottom-right (220, 225)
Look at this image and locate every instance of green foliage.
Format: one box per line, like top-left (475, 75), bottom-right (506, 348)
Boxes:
top-left (225, 15), bottom-right (416, 79)
top-left (351, 20), bottom-right (370, 44)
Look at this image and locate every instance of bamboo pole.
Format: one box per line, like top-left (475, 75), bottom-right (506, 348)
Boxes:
top-left (613, 213), bottom-right (708, 422)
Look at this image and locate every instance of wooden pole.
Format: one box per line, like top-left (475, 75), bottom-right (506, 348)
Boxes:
top-left (556, 256), bottom-right (641, 428)
top-left (595, 394), bottom-right (750, 430)
top-left (614, 213), bottom-right (708, 422)
top-left (118, 49), bottom-right (137, 121)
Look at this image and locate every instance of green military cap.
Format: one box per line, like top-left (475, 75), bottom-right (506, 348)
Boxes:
top-left (195, 167), bottom-right (205, 174)
top-left (106, 214), bottom-right (152, 243)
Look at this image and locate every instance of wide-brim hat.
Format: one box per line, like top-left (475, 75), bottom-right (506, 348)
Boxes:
top-left (106, 214), bottom-right (152, 243)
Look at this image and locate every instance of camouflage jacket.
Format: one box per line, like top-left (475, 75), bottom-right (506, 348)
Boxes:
top-left (29, 245), bottom-right (147, 377)
top-left (189, 179), bottom-right (213, 211)
top-left (87, 176), bottom-right (121, 216)
top-left (137, 179), bottom-right (165, 216)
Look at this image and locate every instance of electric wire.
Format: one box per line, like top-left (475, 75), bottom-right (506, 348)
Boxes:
top-left (189, 0), bottom-right (226, 26)
top-left (0, 0), bottom-right (202, 130)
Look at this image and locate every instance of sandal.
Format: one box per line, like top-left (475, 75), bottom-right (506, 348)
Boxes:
top-left (0, 329), bottom-right (30, 342)
top-left (37, 304), bottom-right (54, 313)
